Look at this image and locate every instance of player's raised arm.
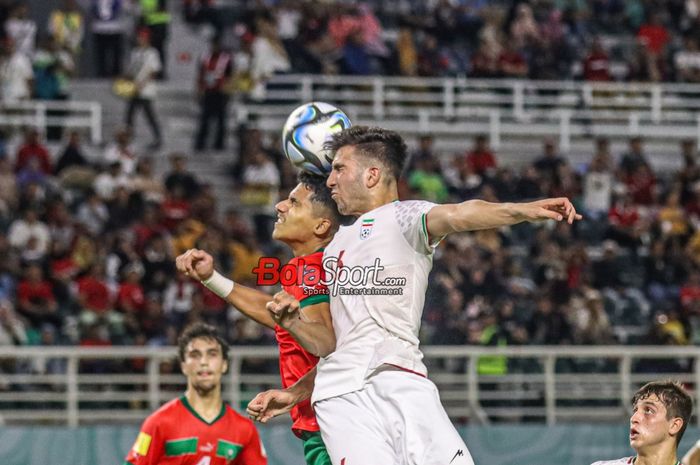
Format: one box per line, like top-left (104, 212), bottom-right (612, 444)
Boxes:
top-left (266, 291), bottom-right (336, 357)
top-left (425, 197), bottom-right (582, 238)
top-left (247, 367), bottom-right (317, 423)
top-left (176, 248), bottom-right (276, 329)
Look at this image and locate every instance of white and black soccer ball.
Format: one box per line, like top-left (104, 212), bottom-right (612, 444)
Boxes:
top-left (282, 102), bottom-right (352, 176)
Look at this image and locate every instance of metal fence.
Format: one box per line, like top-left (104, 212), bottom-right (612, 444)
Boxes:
top-left (221, 75), bottom-right (700, 153)
top-left (0, 100), bottom-right (102, 143)
top-left (1, 345), bottom-right (699, 427)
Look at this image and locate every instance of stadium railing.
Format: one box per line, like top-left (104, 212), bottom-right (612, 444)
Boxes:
top-left (0, 345), bottom-right (698, 426)
top-left (217, 75), bottom-right (700, 152)
top-left (0, 100), bottom-right (102, 144)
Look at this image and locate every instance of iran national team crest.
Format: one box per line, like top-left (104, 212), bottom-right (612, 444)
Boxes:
top-left (360, 218), bottom-right (374, 240)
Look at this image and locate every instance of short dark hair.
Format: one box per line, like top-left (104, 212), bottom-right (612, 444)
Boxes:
top-left (326, 126), bottom-right (408, 181)
top-left (632, 380), bottom-right (693, 446)
top-left (298, 172), bottom-right (353, 227)
top-left (177, 322), bottom-right (229, 363)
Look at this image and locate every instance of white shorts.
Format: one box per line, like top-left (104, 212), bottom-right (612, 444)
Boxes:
top-left (313, 366), bottom-right (474, 465)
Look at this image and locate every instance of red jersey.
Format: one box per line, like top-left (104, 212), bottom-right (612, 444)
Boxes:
top-left (125, 396), bottom-right (267, 465)
top-left (276, 250), bottom-right (329, 437)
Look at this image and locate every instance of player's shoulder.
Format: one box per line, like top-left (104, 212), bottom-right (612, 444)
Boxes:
top-left (141, 397), bottom-right (183, 428)
top-left (393, 199), bottom-right (437, 216)
top-left (590, 457), bottom-right (635, 465)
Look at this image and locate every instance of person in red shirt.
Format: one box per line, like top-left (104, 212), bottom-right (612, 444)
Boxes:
top-left (583, 37), bottom-right (612, 82)
top-left (465, 134), bottom-right (497, 177)
top-left (124, 322), bottom-right (267, 465)
top-left (637, 11), bottom-right (669, 55)
top-left (194, 36), bottom-right (232, 152)
top-left (16, 262), bottom-right (59, 329)
top-left (14, 128), bottom-right (52, 174)
top-left (76, 263), bottom-right (112, 316)
top-left (176, 173), bottom-right (349, 465)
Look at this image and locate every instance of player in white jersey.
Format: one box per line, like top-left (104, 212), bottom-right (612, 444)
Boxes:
top-left (592, 381), bottom-right (692, 465)
top-left (247, 126), bottom-right (582, 465)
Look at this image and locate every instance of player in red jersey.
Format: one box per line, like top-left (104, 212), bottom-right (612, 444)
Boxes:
top-left (175, 173), bottom-right (348, 465)
top-left (124, 322), bottom-right (267, 465)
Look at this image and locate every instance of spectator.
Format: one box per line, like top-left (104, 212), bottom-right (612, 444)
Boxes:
top-left (465, 134), bottom-right (497, 177)
top-left (7, 207), bottom-right (51, 261)
top-left (618, 136), bottom-right (650, 177)
top-left (527, 296), bottom-right (573, 345)
top-left (14, 128), bottom-right (52, 175)
top-left (125, 28), bottom-right (162, 149)
top-left (408, 155), bottom-right (449, 203)
top-left (75, 189), bottom-right (110, 236)
top-left (194, 36), bottom-right (232, 152)
top-left (583, 37), bottom-right (612, 81)
top-left (637, 10), bottom-right (670, 55)
top-left (91, 0), bottom-right (126, 77)
top-left (250, 14), bottom-right (291, 100)
top-left (4, 2), bottom-right (36, 57)
top-left (130, 157), bottom-right (164, 203)
top-left (0, 36), bottom-right (33, 102)
top-left (239, 149), bottom-right (280, 240)
top-left (164, 153), bottom-right (199, 198)
top-left (75, 263), bottom-right (113, 325)
top-left (0, 156), bottom-right (18, 213)
top-left (498, 39), bottom-right (528, 78)
top-left (33, 35), bottom-right (75, 101)
top-left (674, 35), bottom-right (700, 82)
top-left (15, 263), bottom-right (59, 331)
top-left (55, 131), bottom-right (95, 190)
top-left (533, 139), bottom-right (566, 181)
top-left (48, 0), bottom-right (84, 63)
top-left (138, 0), bottom-right (171, 80)
top-left (93, 161), bottom-right (129, 201)
top-left (103, 128), bottom-right (137, 175)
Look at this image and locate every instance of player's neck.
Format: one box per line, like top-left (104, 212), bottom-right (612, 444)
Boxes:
top-left (635, 445), bottom-right (679, 465)
top-left (290, 237), bottom-right (329, 257)
top-left (362, 188), bottom-right (399, 215)
top-left (185, 387), bottom-right (223, 422)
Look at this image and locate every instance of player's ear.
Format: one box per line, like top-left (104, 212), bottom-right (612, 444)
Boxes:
top-left (365, 166), bottom-right (381, 188)
top-left (314, 217), bottom-right (331, 236)
top-left (222, 359), bottom-right (229, 375)
top-left (669, 417), bottom-right (684, 436)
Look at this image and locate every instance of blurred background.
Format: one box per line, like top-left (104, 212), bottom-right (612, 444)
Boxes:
top-left (2, 0), bottom-right (700, 464)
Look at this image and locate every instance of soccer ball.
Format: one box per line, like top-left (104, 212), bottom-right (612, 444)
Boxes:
top-left (282, 102), bottom-right (352, 175)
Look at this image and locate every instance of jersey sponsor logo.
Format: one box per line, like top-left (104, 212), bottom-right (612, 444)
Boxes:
top-left (132, 432), bottom-right (152, 456)
top-left (360, 218), bottom-right (374, 240)
top-left (200, 442), bottom-right (214, 453)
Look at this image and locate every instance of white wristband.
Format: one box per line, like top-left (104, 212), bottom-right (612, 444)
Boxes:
top-left (201, 271), bottom-right (234, 298)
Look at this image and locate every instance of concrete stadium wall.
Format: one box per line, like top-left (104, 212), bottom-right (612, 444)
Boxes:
top-left (2, 424), bottom-right (698, 465)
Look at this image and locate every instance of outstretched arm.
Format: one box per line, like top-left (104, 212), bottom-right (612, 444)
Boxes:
top-left (247, 367), bottom-right (317, 423)
top-left (175, 249), bottom-right (276, 329)
top-left (426, 197), bottom-right (582, 238)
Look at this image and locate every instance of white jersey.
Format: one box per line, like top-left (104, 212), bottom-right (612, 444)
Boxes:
top-left (312, 200), bottom-right (439, 404)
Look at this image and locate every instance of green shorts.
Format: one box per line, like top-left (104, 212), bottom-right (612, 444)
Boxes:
top-left (300, 431), bottom-right (332, 465)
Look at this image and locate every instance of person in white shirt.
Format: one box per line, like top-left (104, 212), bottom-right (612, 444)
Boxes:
top-left (4, 2), bottom-right (36, 57)
top-left (0, 37), bottom-right (33, 102)
top-left (247, 125), bottom-right (582, 465)
top-left (592, 381), bottom-right (691, 465)
top-left (125, 28), bottom-right (162, 149)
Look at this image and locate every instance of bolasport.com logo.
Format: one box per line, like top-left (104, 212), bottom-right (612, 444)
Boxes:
top-left (251, 255), bottom-right (406, 296)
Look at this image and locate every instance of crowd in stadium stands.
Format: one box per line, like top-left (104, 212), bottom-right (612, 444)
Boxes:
top-left (0, 124), bottom-right (699, 377)
top-left (179, 0), bottom-right (700, 86)
top-left (1, 0), bottom-right (700, 383)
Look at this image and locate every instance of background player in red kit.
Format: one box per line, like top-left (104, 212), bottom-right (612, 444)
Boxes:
top-left (124, 322), bottom-right (267, 465)
top-left (176, 173), bottom-right (348, 465)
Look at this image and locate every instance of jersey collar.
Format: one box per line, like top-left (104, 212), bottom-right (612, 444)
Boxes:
top-left (180, 395), bottom-right (227, 426)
